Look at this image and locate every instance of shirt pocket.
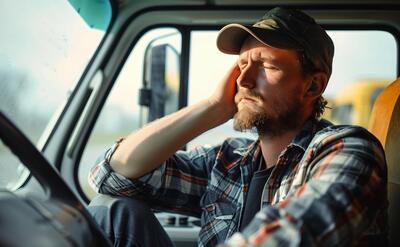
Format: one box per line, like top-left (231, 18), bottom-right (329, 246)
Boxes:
top-left (199, 201), bottom-right (236, 245)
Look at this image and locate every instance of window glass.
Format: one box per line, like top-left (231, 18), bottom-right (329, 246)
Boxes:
top-left (331, 104), bottom-right (354, 124)
top-left (0, 142), bottom-right (29, 189)
top-left (79, 28), bottom-right (181, 199)
top-left (325, 31), bottom-right (396, 127)
top-left (188, 30), bottom-right (397, 149)
top-left (0, 0), bottom-right (110, 190)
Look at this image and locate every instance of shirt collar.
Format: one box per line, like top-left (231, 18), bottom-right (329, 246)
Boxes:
top-left (233, 139), bottom-right (260, 157)
top-left (290, 118), bottom-right (333, 151)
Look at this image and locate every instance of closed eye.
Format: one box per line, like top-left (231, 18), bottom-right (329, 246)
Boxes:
top-left (262, 63), bottom-right (279, 71)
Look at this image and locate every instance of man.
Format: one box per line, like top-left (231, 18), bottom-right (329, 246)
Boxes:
top-left (88, 7), bottom-right (388, 247)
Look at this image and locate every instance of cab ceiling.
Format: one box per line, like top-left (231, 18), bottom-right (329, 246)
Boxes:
top-left (118, 0), bottom-right (400, 8)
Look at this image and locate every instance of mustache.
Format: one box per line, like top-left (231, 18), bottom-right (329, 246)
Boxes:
top-left (235, 89), bottom-right (264, 103)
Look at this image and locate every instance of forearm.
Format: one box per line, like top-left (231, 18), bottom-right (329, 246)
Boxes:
top-left (110, 99), bottom-right (231, 179)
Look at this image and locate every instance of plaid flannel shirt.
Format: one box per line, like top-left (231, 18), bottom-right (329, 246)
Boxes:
top-left (89, 119), bottom-right (388, 247)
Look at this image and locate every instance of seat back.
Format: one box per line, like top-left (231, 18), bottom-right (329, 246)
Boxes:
top-left (368, 78), bottom-right (400, 247)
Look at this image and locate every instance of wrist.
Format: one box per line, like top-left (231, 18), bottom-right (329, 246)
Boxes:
top-left (205, 98), bottom-right (236, 125)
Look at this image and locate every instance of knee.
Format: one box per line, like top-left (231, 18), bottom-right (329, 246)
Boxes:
top-left (88, 194), bottom-right (173, 247)
top-left (88, 194), bottom-right (153, 227)
top-left (112, 196), bottom-right (152, 221)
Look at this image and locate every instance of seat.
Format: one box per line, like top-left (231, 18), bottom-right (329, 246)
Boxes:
top-left (368, 78), bottom-right (400, 247)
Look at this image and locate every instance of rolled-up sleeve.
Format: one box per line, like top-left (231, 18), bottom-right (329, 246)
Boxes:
top-left (225, 127), bottom-right (387, 246)
top-left (88, 142), bottom-right (162, 196)
top-left (88, 140), bottom-right (220, 216)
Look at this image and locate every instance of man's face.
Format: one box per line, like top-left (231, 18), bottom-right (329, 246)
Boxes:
top-left (233, 37), bottom-right (312, 136)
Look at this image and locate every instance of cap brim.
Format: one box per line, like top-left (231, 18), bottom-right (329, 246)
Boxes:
top-left (217, 23), bottom-right (302, 54)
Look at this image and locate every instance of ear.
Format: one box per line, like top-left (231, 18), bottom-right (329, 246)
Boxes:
top-left (305, 72), bottom-right (328, 99)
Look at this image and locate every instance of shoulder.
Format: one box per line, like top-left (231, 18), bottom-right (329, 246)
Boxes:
top-left (313, 124), bottom-right (381, 147)
top-left (309, 123), bottom-right (386, 167)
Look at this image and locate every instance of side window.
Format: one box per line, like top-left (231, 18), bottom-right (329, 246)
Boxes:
top-left (324, 31), bottom-right (396, 127)
top-left (187, 30), bottom-right (397, 149)
top-left (79, 28), bottom-right (181, 199)
top-left (331, 104), bottom-right (354, 124)
top-left (0, 1), bottom-right (108, 190)
top-left (0, 142), bottom-right (30, 190)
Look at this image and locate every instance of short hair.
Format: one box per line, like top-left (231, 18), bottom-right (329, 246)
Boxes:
top-left (298, 51), bottom-right (328, 119)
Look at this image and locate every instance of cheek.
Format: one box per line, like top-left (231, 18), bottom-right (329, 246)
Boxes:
top-left (258, 83), bottom-right (303, 113)
top-left (259, 69), bottom-right (283, 85)
top-left (255, 72), bottom-right (284, 99)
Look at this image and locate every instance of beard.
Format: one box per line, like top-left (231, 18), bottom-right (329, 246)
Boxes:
top-left (233, 89), bottom-right (303, 137)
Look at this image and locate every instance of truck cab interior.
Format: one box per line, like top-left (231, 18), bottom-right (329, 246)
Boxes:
top-left (0, 0), bottom-right (399, 246)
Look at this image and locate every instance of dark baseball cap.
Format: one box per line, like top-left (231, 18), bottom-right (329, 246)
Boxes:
top-left (217, 7), bottom-right (334, 78)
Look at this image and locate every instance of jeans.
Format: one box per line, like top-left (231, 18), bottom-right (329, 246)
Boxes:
top-left (88, 194), bottom-right (175, 247)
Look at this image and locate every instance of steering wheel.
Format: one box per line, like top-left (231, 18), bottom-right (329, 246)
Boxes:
top-left (0, 111), bottom-right (111, 247)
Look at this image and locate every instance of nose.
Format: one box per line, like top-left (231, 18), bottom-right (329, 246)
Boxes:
top-left (236, 62), bottom-right (257, 89)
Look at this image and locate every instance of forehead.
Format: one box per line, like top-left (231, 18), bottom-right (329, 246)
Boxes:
top-left (239, 36), bottom-right (299, 63)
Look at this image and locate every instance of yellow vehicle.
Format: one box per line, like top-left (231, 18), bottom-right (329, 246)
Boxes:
top-left (327, 80), bottom-right (391, 128)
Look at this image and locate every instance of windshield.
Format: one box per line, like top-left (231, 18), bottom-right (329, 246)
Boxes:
top-left (0, 0), bottom-right (111, 190)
